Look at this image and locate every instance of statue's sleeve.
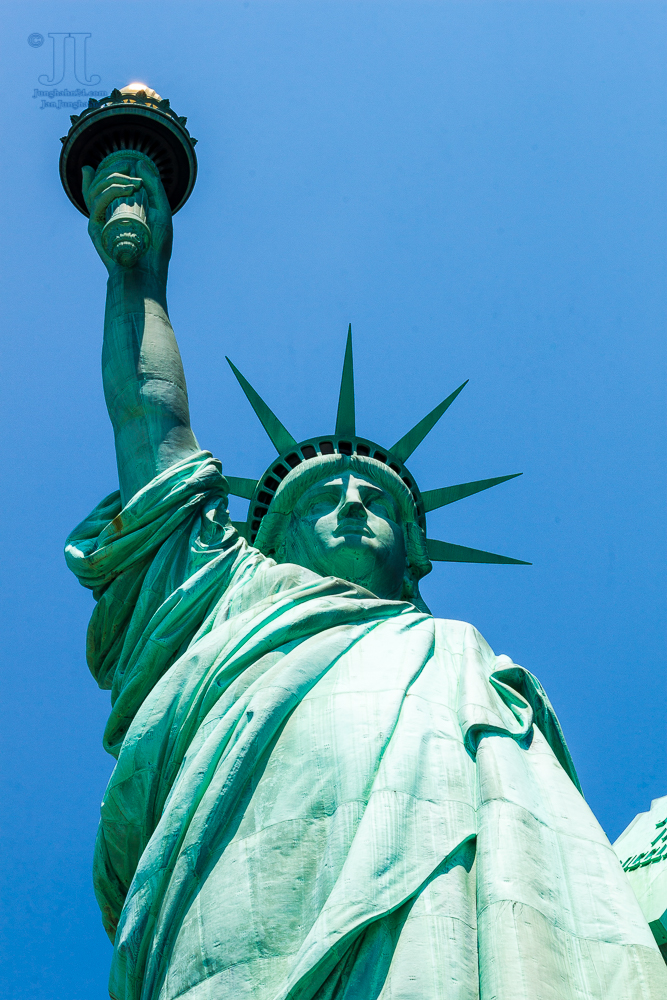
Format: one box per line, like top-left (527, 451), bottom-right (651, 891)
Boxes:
top-left (65, 451), bottom-right (262, 756)
top-left (454, 623), bottom-right (581, 791)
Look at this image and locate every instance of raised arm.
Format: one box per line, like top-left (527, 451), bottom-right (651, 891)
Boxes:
top-left (82, 157), bottom-right (200, 506)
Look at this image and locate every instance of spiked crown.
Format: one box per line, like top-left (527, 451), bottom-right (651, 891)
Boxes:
top-left (226, 327), bottom-right (529, 568)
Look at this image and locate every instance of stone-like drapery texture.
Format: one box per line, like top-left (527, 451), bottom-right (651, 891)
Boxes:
top-left (66, 452), bottom-right (667, 1000)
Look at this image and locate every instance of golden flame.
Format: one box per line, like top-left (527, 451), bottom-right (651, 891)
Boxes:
top-left (121, 82), bottom-right (162, 101)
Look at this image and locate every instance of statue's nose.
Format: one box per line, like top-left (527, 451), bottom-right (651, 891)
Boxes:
top-left (338, 497), bottom-right (366, 520)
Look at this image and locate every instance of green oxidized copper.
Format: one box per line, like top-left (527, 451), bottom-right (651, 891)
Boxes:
top-left (60, 83), bottom-right (197, 268)
top-left (60, 83), bottom-right (198, 215)
top-left (226, 325), bottom-right (528, 565)
top-left (615, 797), bottom-right (667, 958)
top-left (61, 84), bottom-right (667, 1000)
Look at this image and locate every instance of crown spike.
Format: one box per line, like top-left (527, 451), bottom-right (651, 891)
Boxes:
top-left (226, 476), bottom-right (259, 500)
top-left (427, 538), bottom-right (530, 565)
top-left (335, 325), bottom-right (355, 437)
top-left (422, 473), bottom-right (522, 513)
top-left (391, 381), bottom-right (468, 463)
top-left (226, 358), bottom-right (297, 454)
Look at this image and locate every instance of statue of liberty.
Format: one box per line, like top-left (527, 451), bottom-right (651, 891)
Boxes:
top-left (63, 87), bottom-right (667, 1000)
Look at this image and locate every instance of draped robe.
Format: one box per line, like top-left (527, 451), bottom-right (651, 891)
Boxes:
top-left (65, 452), bottom-right (667, 1000)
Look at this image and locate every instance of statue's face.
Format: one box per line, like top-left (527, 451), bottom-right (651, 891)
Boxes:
top-left (282, 471), bottom-right (407, 599)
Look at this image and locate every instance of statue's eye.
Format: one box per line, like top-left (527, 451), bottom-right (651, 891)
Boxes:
top-left (367, 495), bottom-right (394, 517)
top-left (305, 491), bottom-right (339, 514)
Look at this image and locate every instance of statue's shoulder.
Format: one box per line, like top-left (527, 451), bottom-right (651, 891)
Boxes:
top-left (432, 617), bottom-right (499, 666)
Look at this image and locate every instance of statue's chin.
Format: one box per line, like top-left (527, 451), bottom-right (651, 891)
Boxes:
top-left (283, 529), bottom-right (405, 600)
top-left (318, 552), bottom-right (403, 600)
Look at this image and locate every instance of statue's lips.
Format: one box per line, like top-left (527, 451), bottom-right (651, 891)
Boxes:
top-left (333, 521), bottom-right (372, 538)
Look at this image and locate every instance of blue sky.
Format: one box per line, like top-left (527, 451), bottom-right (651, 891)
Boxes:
top-left (1, 3), bottom-right (665, 996)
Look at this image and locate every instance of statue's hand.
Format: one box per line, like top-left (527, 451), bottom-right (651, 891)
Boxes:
top-left (82, 158), bottom-right (173, 281)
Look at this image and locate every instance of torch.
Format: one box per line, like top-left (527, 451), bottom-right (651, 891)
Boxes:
top-left (59, 83), bottom-right (198, 267)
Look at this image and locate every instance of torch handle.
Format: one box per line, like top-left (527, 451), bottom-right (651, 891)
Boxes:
top-left (98, 151), bottom-right (154, 268)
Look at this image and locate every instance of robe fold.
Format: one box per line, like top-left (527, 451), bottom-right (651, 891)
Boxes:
top-left (65, 451), bottom-right (667, 1000)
